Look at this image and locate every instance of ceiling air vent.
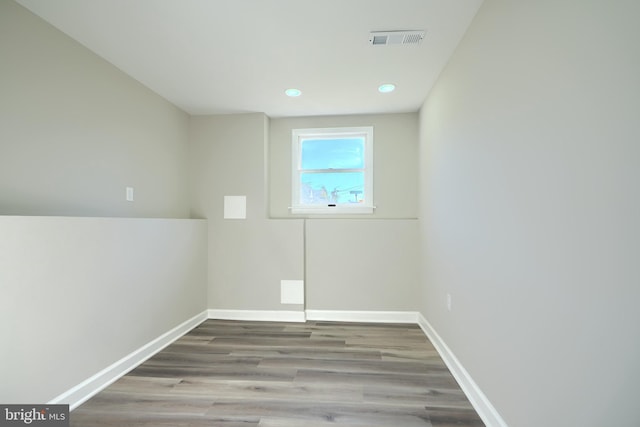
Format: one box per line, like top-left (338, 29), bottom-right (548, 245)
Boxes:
top-left (369, 30), bottom-right (425, 46)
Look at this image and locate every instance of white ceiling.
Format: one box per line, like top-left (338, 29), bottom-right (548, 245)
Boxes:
top-left (16, 0), bottom-right (482, 118)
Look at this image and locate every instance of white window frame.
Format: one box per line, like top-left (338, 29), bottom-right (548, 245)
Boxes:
top-left (291, 126), bottom-right (374, 215)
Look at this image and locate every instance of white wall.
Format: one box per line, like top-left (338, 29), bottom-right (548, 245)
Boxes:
top-left (418, 1), bottom-right (640, 426)
top-left (189, 113), bottom-right (305, 313)
top-left (269, 114), bottom-right (420, 313)
top-left (0, 0), bottom-right (189, 218)
top-left (0, 2), bottom-right (206, 407)
top-left (190, 113), bottom-right (420, 314)
top-left (0, 216), bottom-right (207, 404)
top-left (306, 219), bottom-right (419, 312)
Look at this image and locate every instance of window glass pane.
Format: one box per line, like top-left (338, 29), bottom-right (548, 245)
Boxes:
top-left (300, 172), bottom-right (364, 204)
top-left (300, 137), bottom-right (364, 170)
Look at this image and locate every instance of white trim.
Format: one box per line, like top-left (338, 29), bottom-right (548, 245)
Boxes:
top-left (48, 310), bottom-right (208, 410)
top-left (208, 309), bottom-right (306, 323)
top-left (417, 313), bottom-right (508, 427)
top-left (305, 309), bottom-right (419, 324)
top-left (290, 205), bottom-right (374, 215)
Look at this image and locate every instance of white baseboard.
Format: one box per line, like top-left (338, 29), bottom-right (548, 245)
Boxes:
top-left (207, 309), bottom-right (417, 324)
top-left (417, 313), bottom-right (508, 427)
top-left (208, 309), bottom-right (306, 323)
top-left (305, 309), bottom-right (419, 324)
top-left (48, 310), bottom-right (208, 410)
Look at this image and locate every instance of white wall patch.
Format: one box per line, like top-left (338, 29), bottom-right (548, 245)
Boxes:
top-left (280, 280), bottom-right (304, 305)
top-left (224, 195), bottom-right (246, 219)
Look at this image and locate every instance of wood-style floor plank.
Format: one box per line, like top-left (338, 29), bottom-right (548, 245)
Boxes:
top-left (70, 320), bottom-right (484, 426)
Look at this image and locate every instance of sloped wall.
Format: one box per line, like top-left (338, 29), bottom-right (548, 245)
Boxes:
top-left (0, 0), bottom-right (189, 218)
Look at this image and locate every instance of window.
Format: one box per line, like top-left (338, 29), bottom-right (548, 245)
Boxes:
top-left (291, 127), bottom-right (373, 214)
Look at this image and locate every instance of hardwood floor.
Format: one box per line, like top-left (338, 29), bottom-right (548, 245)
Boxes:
top-left (71, 320), bottom-right (484, 426)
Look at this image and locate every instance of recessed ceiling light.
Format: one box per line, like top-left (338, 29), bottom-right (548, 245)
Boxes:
top-left (285, 88), bottom-right (302, 97)
top-left (378, 83), bottom-right (396, 93)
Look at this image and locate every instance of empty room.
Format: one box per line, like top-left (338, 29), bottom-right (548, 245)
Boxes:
top-left (1, 0), bottom-right (638, 426)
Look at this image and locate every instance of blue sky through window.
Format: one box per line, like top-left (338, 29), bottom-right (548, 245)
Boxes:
top-left (300, 138), bottom-right (364, 170)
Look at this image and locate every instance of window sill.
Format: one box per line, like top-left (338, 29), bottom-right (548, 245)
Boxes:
top-left (290, 205), bottom-right (375, 215)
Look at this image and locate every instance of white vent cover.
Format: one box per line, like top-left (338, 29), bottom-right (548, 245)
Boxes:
top-left (369, 30), bottom-right (425, 46)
